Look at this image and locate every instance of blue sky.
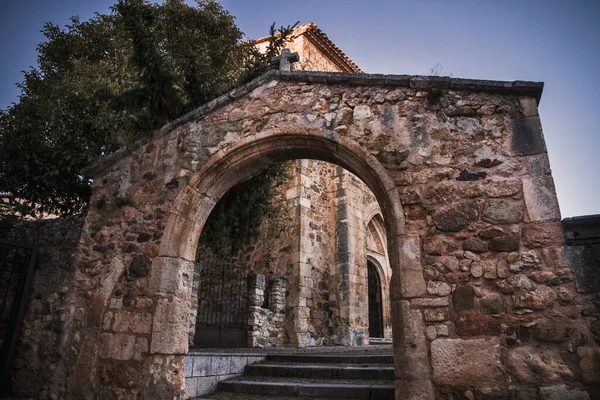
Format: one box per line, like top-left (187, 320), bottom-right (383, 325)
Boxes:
top-left (1, 0), bottom-right (599, 218)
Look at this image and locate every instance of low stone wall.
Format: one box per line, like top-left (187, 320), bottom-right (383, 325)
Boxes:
top-left (184, 353), bottom-right (265, 398)
top-left (2, 215), bottom-right (85, 398)
top-left (248, 276), bottom-right (287, 347)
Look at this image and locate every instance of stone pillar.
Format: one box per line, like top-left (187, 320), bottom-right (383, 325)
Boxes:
top-left (270, 278), bottom-right (287, 314)
top-left (334, 167), bottom-right (368, 346)
top-left (247, 274), bottom-right (265, 347)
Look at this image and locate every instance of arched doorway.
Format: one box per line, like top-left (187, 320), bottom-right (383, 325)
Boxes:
top-left (367, 260), bottom-right (384, 338)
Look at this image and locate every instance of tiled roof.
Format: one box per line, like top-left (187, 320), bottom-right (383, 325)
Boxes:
top-left (254, 22), bottom-right (363, 73)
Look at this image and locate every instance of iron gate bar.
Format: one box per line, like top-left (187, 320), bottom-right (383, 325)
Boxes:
top-left (0, 239), bottom-right (38, 395)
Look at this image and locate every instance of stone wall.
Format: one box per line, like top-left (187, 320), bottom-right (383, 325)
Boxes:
top-left (3, 215), bottom-right (85, 399)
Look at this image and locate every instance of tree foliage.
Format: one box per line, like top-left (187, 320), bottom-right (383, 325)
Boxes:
top-left (0, 0), bottom-right (296, 221)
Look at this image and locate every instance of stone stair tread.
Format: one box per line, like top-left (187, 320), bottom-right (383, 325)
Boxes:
top-left (220, 376), bottom-right (393, 385)
top-left (197, 394), bottom-right (357, 400)
top-left (254, 362), bottom-right (394, 368)
top-left (265, 354), bottom-right (393, 363)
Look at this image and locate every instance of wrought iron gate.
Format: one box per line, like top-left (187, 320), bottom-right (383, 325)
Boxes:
top-left (193, 254), bottom-right (250, 348)
top-left (0, 240), bottom-right (37, 396)
top-left (367, 262), bottom-right (384, 339)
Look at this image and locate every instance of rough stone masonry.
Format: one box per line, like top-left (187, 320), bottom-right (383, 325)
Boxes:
top-left (7, 69), bottom-right (600, 400)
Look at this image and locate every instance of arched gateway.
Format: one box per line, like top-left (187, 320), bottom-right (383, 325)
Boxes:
top-left (66, 69), bottom-right (555, 399)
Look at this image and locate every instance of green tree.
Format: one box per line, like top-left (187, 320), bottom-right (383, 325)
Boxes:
top-left (0, 0), bottom-right (295, 220)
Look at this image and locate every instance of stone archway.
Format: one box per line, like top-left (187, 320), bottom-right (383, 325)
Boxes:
top-left (152, 133), bottom-right (432, 398)
top-left (66, 72), bottom-right (552, 400)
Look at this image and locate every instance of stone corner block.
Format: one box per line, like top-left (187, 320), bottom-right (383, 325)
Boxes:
top-left (511, 117), bottom-right (546, 156)
top-left (522, 175), bottom-right (561, 222)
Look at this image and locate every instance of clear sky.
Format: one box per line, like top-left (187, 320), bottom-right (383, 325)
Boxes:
top-left (1, 0), bottom-right (599, 218)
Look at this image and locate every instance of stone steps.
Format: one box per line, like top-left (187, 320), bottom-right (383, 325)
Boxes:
top-left (200, 353), bottom-right (394, 399)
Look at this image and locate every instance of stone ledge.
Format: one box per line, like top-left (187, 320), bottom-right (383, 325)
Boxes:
top-left (81, 70), bottom-right (543, 178)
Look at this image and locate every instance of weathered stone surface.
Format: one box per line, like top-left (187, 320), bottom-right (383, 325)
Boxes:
top-left (470, 262), bottom-right (484, 278)
top-left (578, 347), bottom-right (600, 384)
top-left (591, 319), bottom-right (600, 344)
top-left (522, 222), bottom-right (564, 248)
top-left (489, 234), bottom-right (520, 252)
top-left (563, 244), bottom-right (600, 293)
top-left (484, 180), bottom-right (522, 198)
top-left (427, 280), bottom-right (452, 296)
top-left (455, 311), bottom-right (501, 337)
top-left (479, 294), bottom-right (504, 314)
top-left (482, 199), bottom-right (524, 224)
top-left (423, 235), bottom-right (461, 256)
top-left (113, 311), bottom-right (153, 334)
top-left (538, 385), bottom-right (590, 400)
top-left (463, 237), bottom-right (488, 253)
top-left (496, 274), bottom-right (534, 294)
top-left (511, 117), bottom-right (546, 156)
top-left (411, 297), bottom-right (450, 308)
top-left (453, 285), bottom-right (475, 312)
top-left (149, 257), bottom-right (195, 297)
top-left (150, 296), bottom-right (189, 354)
top-left (397, 235), bottom-right (427, 298)
top-left (496, 260), bottom-right (511, 278)
top-left (99, 333), bottom-right (135, 360)
top-left (523, 176), bottom-right (561, 222)
top-left (507, 346), bottom-right (573, 383)
top-left (532, 315), bottom-right (575, 342)
top-left (394, 301), bottom-right (431, 380)
top-left (431, 338), bottom-right (504, 388)
top-left (514, 286), bottom-right (557, 310)
top-left (424, 307), bottom-right (449, 322)
top-left (432, 202), bottom-right (479, 232)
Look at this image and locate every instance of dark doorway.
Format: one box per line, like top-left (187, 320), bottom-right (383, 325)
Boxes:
top-left (367, 261), bottom-right (384, 338)
top-left (194, 254), bottom-right (249, 348)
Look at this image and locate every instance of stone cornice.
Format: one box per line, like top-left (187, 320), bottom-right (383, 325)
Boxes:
top-left (81, 70), bottom-right (544, 178)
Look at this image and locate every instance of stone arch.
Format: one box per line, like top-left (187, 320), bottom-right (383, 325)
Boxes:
top-left (150, 132), bottom-right (433, 397)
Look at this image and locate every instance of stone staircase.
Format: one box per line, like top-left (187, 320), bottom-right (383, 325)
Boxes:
top-left (200, 353), bottom-right (395, 399)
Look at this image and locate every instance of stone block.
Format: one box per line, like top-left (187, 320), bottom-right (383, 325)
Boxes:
top-left (431, 338), bottom-right (504, 389)
top-left (98, 333), bottom-right (135, 360)
top-left (394, 235), bottom-right (426, 298)
top-left (522, 222), bottom-right (564, 248)
top-left (185, 377), bottom-right (199, 399)
top-left (193, 356), bottom-right (211, 377)
top-left (479, 294), bottom-right (504, 315)
top-left (194, 376), bottom-right (219, 397)
top-left (455, 311), bottom-right (501, 337)
top-left (482, 199), bottom-right (524, 224)
top-left (453, 285), bottom-right (474, 313)
top-left (392, 301), bottom-right (430, 380)
top-left (113, 311), bottom-right (152, 334)
top-left (520, 97), bottom-right (539, 117)
top-left (229, 357), bottom-right (247, 374)
top-left (211, 356), bottom-right (230, 375)
top-left (514, 286), bottom-right (557, 310)
top-left (539, 385), bottom-right (590, 400)
top-left (578, 347), bottom-right (600, 384)
top-left (511, 117), bottom-right (546, 156)
top-left (563, 245), bottom-right (600, 293)
top-left (432, 202), bottom-right (479, 232)
top-left (149, 256), bottom-right (195, 297)
top-left (424, 307), bottom-right (449, 322)
top-left (150, 296), bottom-right (189, 354)
top-left (523, 176), bottom-right (561, 222)
top-left (427, 281), bottom-right (451, 296)
top-left (532, 315), bottom-right (575, 343)
top-left (508, 346), bottom-right (573, 383)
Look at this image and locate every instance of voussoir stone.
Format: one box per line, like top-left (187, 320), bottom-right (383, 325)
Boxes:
top-left (432, 201), bottom-right (479, 232)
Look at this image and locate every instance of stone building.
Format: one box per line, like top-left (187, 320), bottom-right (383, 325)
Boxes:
top-left (0, 22), bottom-right (599, 400)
